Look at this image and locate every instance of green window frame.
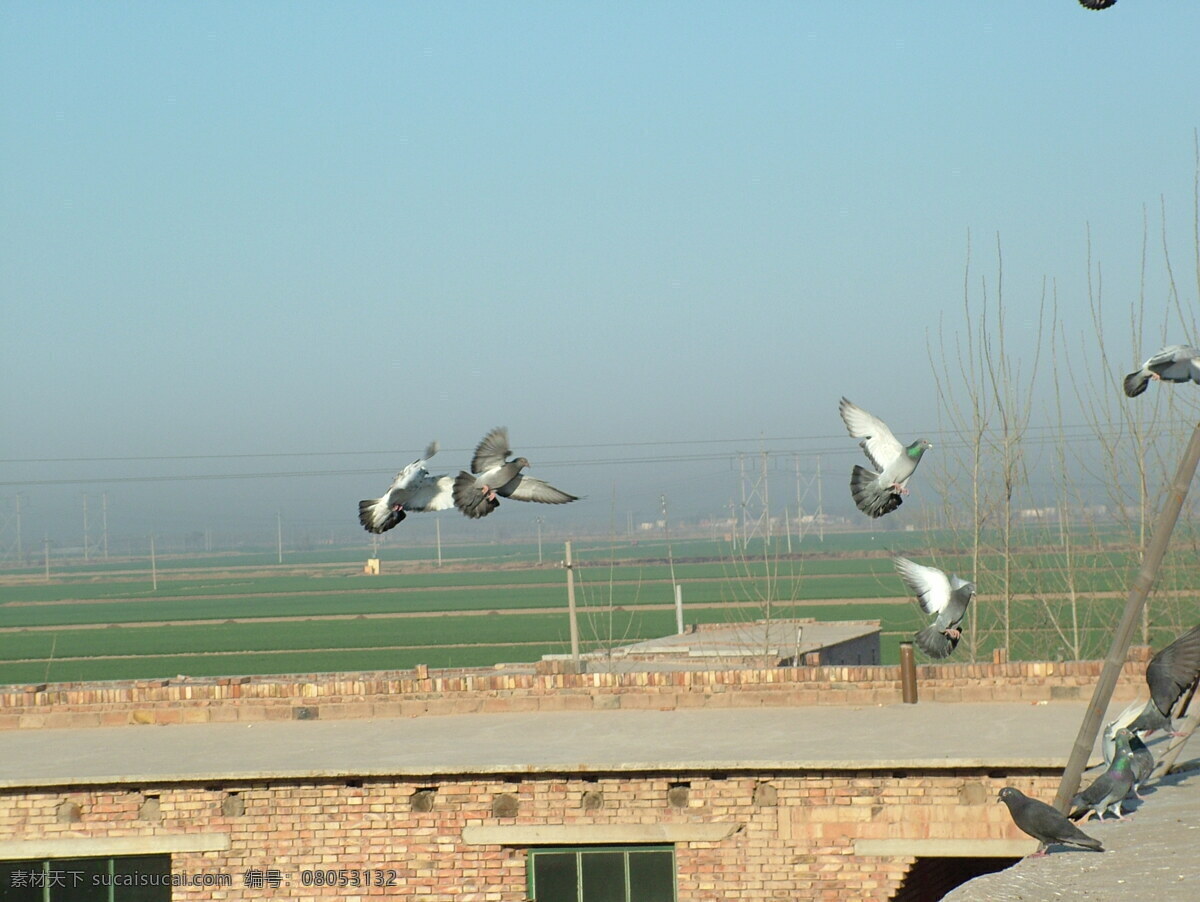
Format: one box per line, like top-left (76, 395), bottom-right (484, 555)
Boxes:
top-left (1, 855), bottom-right (172, 902)
top-left (527, 845), bottom-right (676, 902)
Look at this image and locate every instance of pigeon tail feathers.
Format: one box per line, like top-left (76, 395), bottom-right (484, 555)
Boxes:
top-left (914, 624), bottom-right (957, 659)
top-left (359, 498), bottom-right (405, 534)
top-left (452, 471), bottom-right (501, 519)
top-left (849, 465), bottom-right (902, 518)
top-left (1124, 370), bottom-right (1151, 397)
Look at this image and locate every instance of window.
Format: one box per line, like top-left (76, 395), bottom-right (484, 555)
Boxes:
top-left (528, 846), bottom-right (675, 902)
top-left (0, 855), bottom-right (171, 902)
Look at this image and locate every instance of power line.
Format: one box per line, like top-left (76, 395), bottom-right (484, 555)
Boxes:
top-left (0, 419), bottom-right (1143, 466)
top-left (0, 420), bottom-right (1188, 488)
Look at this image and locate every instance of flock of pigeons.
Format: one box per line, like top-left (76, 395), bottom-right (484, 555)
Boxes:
top-left (359, 346), bottom-right (1200, 858)
top-left (833, 347), bottom-right (1200, 859)
top-left (358, 426), bottom-right (579, 534)
top-left (838, 344), bottom-right (1200, 665)
top-left (1001, 623), bottom-right (1200, 856)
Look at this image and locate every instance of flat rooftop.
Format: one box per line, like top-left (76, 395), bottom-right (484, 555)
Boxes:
top-left (0, 700), bottom-right (1179, 789)
top-left (550, 618), bottom-right (880, 672)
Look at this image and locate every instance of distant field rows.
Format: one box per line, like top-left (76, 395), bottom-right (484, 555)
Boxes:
top-left (0, 533), bottom-right (1193, 684)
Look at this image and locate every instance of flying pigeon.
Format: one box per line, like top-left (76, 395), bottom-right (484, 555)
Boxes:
top-left (452, 427), bottom-right (579, 519)
top-left (838, 398), bottom-right (931, 518)
top-left (893, 556), bottom-right (975, 659)
top-left (997, 787), bottom-right (1103, 856)
top-left (1070, 748), bottom-right (1135, 822)
top-left (1122, 624), bottom-right (1200, 735)
top-left (1123, 345), bottom-right (1200, 397)
top-left (358, 441), bottom-right (454, 534)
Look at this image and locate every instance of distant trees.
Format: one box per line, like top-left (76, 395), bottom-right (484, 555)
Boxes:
top-left (925, 176), bottom-right (1200, 662)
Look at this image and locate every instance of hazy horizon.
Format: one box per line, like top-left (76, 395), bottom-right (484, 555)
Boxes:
top-left (5, 3), bottom-right (1200, 555)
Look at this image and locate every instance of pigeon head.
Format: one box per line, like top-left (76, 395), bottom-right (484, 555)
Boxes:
top-left (513, 457), bottom-right (531, 471)
top-left (997, 787), bottom-right (1020, 806)
top-left (906, 439), bottom-right (932, 460)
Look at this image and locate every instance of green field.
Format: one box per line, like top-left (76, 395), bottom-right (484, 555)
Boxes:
top-left (1, 530), bottom-right (1196, 684)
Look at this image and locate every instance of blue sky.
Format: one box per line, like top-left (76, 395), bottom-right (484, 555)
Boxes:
top-left (3, 2), bottom-right (1199, 549)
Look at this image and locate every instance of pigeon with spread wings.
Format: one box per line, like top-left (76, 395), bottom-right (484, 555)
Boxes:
top-left (358, 441), bottom-right (454, 534)
top-left (452, 427), bottom-right (579, 519)
top-left (893, 556), bottom-right (975, 659)
top-left (838, 398), bottom-right (931, 518)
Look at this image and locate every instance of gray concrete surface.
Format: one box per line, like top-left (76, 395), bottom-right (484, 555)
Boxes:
top-left (0, 701), bottom-right (1154, 788)
top-left (946, 761), bottom-right (1200, 902)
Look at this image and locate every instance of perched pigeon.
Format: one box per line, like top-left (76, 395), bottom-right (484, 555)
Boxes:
top-left (997, 787), bottom-right (1103, 856)
top-left (1123, 345), bottom-right (1200, 397)
top-left (838, 398), bottom-right (931, 518)
top-left (1070, 748), bottom-right (1135, 822)
top-left (358, 441), bottom-right (454, 534)
top-left (1126, 624), bottom-right (1200, 735)
top-left (893, 556), bottom-right (975, 659)
top-left (452, 427), bottom-right (579, 519)
top-left (1115, 728), bottom-right (1154, 799)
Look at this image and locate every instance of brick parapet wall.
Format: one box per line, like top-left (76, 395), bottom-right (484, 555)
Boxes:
top-left (0, 769), bottom-right (1063, 901)
top-left (0, 649), bottom-right (1153, 731)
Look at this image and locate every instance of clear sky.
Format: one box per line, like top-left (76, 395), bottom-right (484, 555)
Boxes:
top-left (3, 2), bottom-right (1199, 550)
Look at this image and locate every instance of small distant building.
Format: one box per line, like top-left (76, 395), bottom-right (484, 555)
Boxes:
top-left (553, 618), bottom-right (881, 671)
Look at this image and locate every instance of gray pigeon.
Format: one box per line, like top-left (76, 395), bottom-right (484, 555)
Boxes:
top-left (997, 787), bottom-right (1103, 856)
top-left (452, 427), bottom-right (579, 520)
top-left (1114, 728), bottom-right (1154, 799)
top-left (838, 398), bottom-right (931, 518)
top-left (358, 442), bottom-right (454, 534)
top-left (1123, 345), bottom-right (1200, 397)
top-left (1070, 748), bottom-right (1135, 822)
top-left (893, 556), bottom-right (974, 659)
top-left (1127, 624), bottom-right (1200, 735)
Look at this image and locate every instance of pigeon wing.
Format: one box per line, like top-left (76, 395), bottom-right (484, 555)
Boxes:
top-left (839, 398), bottom-right (903, 471)
top-left (1001, 789), bottom-right (1103, 850)
top-left (471, 427), bottom-right (511, 474)
top-left (387, 440), bottom-right (441, 495)
top-left (501, 475), bottom-right (579, 505)
top-left (893, 557), bottom-right (952, 618)
top-left (1146, 624), bottom-right (1200, 716)
top-left (405, 475), bottom-right (456, 512)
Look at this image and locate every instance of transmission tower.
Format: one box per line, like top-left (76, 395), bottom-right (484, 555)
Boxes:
top-left (739, 450), bottom-right (771, 549)
top-left (81, 493), bottom-right (110, 561)
top-left (794, 455), bottom-right (825, 543)
top-left (0, 494), bottom-right (24, 563)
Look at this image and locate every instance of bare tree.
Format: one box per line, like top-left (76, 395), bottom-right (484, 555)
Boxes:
top-left (928, 232), bottom-right (1046, 660)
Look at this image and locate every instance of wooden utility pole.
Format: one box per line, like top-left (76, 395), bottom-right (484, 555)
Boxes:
top-left (1054, 421), bottom-right (1200, 812)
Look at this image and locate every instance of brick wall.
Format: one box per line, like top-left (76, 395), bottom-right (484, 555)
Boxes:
top-left (0, 769), bottom-right (1061, 901)
top-left (0, 650), bottom-right (1153, 730)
